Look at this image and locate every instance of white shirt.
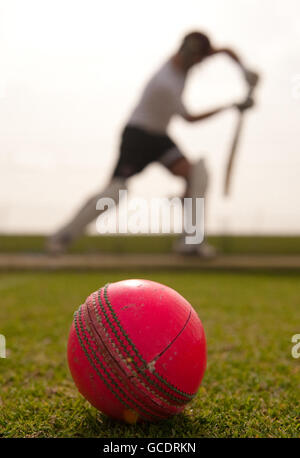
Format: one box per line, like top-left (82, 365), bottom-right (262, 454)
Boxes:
top-left (128, 59), bottom-right (188, 134)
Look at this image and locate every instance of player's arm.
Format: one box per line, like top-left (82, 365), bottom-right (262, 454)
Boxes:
top-left (182, 103), bottom-right (235, 123)
top-left (209, 47), bottom-right (259, 87)
top-left (181, 98), bottom-right (254, 123)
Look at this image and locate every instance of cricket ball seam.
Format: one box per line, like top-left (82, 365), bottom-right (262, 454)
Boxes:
top-left (75, 306), bottom-right (160, 421)
top-left (83, 305), bottom-right (169, 420)
top-left (94, 288), bottom-right (191, 406)
top-left (95, 287), bottom-right (187, 406)
top-left (89, 292), bottom-right (185, 412)
top-left (102, 284), bottom-right (196, 400)
top-left (85, 299), bottom-right (180, 418)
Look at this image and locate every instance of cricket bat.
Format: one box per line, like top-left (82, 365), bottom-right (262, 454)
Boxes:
top-left (223, 82), bottom-right (257, 196)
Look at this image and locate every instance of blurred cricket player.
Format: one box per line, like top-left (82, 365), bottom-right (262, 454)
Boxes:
top-left (47, 31), bottom-right (257, 256)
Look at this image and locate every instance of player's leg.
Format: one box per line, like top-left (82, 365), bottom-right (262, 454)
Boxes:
top-left (46, 126), bottom-right (156, 254)
top-left (46, 177), bottom-right (127, 254)
top-left (160, 148), bottom-right (216, 258)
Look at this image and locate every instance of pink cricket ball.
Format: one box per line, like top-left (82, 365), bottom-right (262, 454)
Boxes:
top-left (67, 279), bottom-right (206, 423)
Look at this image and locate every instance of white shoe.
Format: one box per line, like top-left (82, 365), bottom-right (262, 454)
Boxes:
top-left (173, 238), bottom-right (217, 259)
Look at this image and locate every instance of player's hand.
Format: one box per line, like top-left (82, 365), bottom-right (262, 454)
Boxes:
top-left (233, 97), bottom-right (255, 112)
top-left (243, 69), bottom-right (259, 87)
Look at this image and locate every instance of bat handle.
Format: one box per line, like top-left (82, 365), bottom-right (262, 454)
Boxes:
top-left (246, 80), bottom-right (258, 99)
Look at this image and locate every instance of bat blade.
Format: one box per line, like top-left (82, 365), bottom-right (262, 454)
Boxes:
top-left (223, 113), bottom-right (245, 196)
top-left (223, 78), bottom-right (258, 197)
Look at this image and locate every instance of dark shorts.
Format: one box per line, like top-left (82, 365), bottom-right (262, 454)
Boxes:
top-left (112, 125), bottom-right (184, 179)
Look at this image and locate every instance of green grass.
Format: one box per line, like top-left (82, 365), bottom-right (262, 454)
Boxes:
top-left (0, 270), bottom-right (299, 438)
top-left (1, 234), bottom-right (300, 254)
